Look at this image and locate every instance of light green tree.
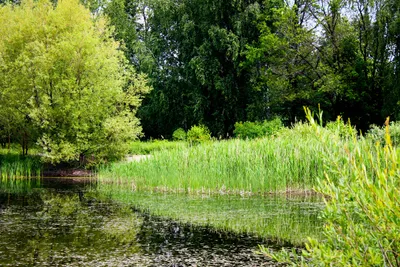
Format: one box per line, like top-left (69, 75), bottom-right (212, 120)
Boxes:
top-left (0, 0), bottom-right (150, 163)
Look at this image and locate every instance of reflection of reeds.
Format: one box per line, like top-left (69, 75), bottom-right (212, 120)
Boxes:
top-left (0, 177), bottom-right (41, 194)
top-left (0, 153), bottom-right (42, 180)
top-left (97, 186), bottom-right (323, 245)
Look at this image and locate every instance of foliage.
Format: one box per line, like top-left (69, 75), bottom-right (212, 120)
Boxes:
top-left (128, 140), bottom-right (187, 155)
top-left (0, 0), bottom-right (150, 163)
top-left (325, 116), bottom-right (357, 139)
top-left (172, 128), bottom-right (187, 141)
top-left (102, 0), bottom-right (400, 138)
top-left (0, 150), bottom-right (42, 179)
top-left (186, 125), bottom-right (211, 144)
top-left (233, 118), bottom-right (283, 139)
top-left (367, 121), bottom-right (400, 146)
top-left (105, 0), bottom-right (283, 138)
top-left (261, 117), bottom-right (400, 266)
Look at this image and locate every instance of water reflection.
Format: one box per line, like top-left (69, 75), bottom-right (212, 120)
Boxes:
top-left (0, 189), bottom-right (145, 266)
top-left (99, 186), bottom-right (323, 245)
top-left (0, 178), bottom-right (322, 266)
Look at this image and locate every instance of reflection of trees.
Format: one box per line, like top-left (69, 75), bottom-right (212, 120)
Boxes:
top-left (0, 190), bottom-right (143, 266)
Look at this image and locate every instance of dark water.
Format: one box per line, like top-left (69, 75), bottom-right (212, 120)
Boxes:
top-left (0, 178), bottom-right (321, 266)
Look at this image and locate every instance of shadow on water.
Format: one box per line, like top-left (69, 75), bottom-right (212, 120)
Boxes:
top-left (0, 178), bottom-right (322, 266)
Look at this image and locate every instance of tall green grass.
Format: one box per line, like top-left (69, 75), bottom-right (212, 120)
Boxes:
top-left (0, 151), bottom-right (42, 179)
top-left (128, 140), bottom-right (187, 154)
top-left (262, 119), bottom-right (400, 266)
top-left (99, 112), bottom-right (370, 193)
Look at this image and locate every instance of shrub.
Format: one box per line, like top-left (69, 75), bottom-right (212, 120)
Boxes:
top-left (172, 128), bottom-right (187, 141)
top-left (367, 120), bottom-right (400, 146)
top-left (326, 116), bottom-right (357, 139)
top-left (186, 125), bottom-right (211, 144)
top-left (233, 118), bottom-right (283, 139)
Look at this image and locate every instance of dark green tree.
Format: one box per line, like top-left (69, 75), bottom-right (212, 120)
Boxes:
top-left (106, 0), bottom-right (284, 138)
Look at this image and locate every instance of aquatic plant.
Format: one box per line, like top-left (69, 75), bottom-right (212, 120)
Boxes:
top-left (128, 140), bottom-right (187, 155)
top-left (0, 152), bottom-right (42, 179)
top-left (99, 109), bottom-right (359, 193)
top-left (261, 118), bottom-right (400, 266)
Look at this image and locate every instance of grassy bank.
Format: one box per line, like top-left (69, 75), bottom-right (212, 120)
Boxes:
top-left (99, 114), bottom-right (373, 194)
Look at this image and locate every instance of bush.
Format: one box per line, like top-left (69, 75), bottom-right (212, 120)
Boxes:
top-left (233, 118), bottom-right (283, 139)
top-left (187, 125), bottom-right (211, 144)
top-left (367, 120), bottom-right (400, 146)
top-left (172, 128), bottom-right (187, 141)
top-left (326, 116), bottom-right (357, 139)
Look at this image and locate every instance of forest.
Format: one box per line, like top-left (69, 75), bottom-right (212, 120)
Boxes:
top-left (1, 0), bottom-right (400, 161)
top-left (102, 0), bottom-right (400, 138)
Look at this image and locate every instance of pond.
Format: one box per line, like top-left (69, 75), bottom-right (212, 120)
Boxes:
top-left (0, 178), bottom-right (324, 266)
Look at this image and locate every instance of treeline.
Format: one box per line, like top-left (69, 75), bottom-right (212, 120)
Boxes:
top-left (101, 0), bottom-right (400, 138)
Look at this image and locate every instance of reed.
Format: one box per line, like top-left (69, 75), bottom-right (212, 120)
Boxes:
top-left (261, 119), bottom-right (400, 266)
top-left (0, 151), bottom-right (42, 180)
top-left (128, 140), bottom-right (187, 155)
top-left (99, 116), bottom-right (365, 194)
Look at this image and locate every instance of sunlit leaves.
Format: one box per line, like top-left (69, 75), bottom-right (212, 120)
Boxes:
top-left (0, 0), bottom-right (150, 163)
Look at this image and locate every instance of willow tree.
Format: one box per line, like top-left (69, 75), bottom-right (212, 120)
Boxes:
top-left (0, 0), bottom-right (150, 163)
